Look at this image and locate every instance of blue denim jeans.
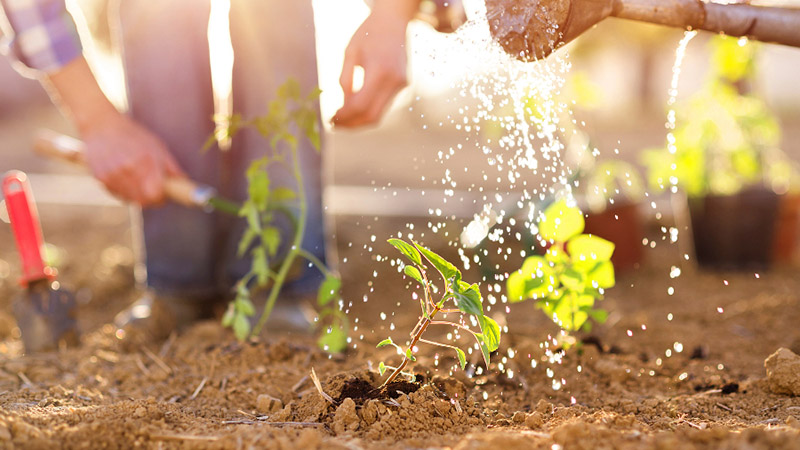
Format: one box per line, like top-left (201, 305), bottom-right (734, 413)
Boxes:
top-left (118, 0), bottom-right (325, 302)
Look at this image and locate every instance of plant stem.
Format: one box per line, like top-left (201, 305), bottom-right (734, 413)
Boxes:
top-left (208, 197), bottom-right (242, 216)
top-left (252, 145), bottom-right (307, 336)
top-left (381, 303), bottom-right (442, 388)
top-left (296, 248), bottom-right (331, 278)
top-left (430, 320), bottom-right (479, 337)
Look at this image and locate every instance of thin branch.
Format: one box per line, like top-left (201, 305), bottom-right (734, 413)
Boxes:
top-left (430, 320), bottom-right (480, 337)
top-left (150, 434), bottom-right (219, 442)
top-left (418, 338), bottom-right (461, 351)
top-left (142, 347), bottom-right (172, 374)
top-left (253, 143), bottom-right (307, 336)
top-left (190, 377), bottom-right (208, 400)
top-left (296, 248), bottom-right (331, 278)
top-left (310, 368), bottom-right (336, 405)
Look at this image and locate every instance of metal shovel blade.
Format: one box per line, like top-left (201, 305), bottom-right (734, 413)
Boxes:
top-left (12, 280), bottom-right (78, 353)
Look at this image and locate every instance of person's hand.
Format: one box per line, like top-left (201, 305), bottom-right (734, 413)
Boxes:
top-left (333, 4), bottom-right (415, 128)
top-left (44, 57), bottom-right (185, 207)
top-left (81, 112), bottom-right (185, 207)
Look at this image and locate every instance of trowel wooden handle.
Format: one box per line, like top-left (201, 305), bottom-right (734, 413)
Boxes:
top-left (33, 130), bottom-right (211, 209)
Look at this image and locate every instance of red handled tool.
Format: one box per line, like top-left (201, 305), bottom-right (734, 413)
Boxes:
top-left (3, 170), bottom-right (78, 352)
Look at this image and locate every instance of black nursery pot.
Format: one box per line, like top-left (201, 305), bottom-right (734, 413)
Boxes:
top-left (688, 188), bottom-right (781, 269)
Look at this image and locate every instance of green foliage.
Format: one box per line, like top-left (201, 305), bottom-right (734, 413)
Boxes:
top-left (377, 239), bottom-right (502, 387)
top-left (215, 79), bottom-right (347, 352)
top-left (642, 36), bottom-right (797, 198)
top-left (507, 200), bottom-right (614, 332)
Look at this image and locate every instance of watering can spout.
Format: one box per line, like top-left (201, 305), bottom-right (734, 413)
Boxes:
top-left (486, 0), bottom-right (800, 61)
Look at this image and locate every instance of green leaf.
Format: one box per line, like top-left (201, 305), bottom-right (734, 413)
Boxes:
top-left (262, 227), bottom-right (281, 256)
top-left (506, 270), bottom-right (528, 303)
top-left (567, 234), bottom-right (615, 264)
top-left (587, 308), bottom-right (609, 324)
top-left (387, 238), bottom-right (423, 266)
top-left (376, 338), bottom-right (394, 348)
top-left (240, 201), bottom-right (262, 233)
top-left (538, 199), bottom-right (584, 243)
top-left (271, 187), bottom-right (296, 202)
top-left (506, 256), bottom-right (555, 302)
top-left (405, 348), bottom-right (416, 361)
top-left (553, 293), bottom-right (590, 332)
top-left (233, 313), bottom-right (251, 341)
top-left (378, 361), bottom-right (387, 376)
top-left (247, 164), bottom-right (270, 211)
top-left (587, 260), bottom-right (615, 289)
top-left (318, 322), bottom-right (347, 353)
top-left (413, 241), bottom-right (460, 285)
top-left (278, 77), bottom-right (301, 100)
top-left (237, 228), bottom-right (258, 257)
top-left (478, 316), bottom-right (501, 352)
top-left (307, 125), bottom-right (321, 151)
top-left (559, 267), bottom-right (584, 292)
top-left (252, 247), bottom-right (269, 285)
top-left (221, 304), bottom-right (235, 327)
top-left (453, 282), bottom-right (483, 316)
top-left (307, 85), bottom-right (323, 101)
top-left (403, 265), bottom-right (424, 284)
top-left (236, 296), bottom-right (256, 317)
top-left (476, 335), bottom-right (492, 369)
top-left (455, 348), bottom-right (467, 369)
top-left (317, 275), bottom-right (341, 306)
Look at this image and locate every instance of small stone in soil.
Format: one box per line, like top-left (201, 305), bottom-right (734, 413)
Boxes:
top-left (720, 383), bottom-right (739, 395)
top-left (765, 348), bottom-right (800, 396)
top-left (690, 345), bottom-right (710, 360)
top-left (525, 411), bottom-right (544, 429)
top-left (256, 394), bottom-right (283, 414)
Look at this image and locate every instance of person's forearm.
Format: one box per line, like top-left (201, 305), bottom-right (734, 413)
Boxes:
top-left (371, 0), bottom-right (422, 21)
top-left (42, 57), bottom-right (117, 134)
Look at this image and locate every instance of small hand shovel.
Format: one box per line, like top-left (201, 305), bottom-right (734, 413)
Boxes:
top-left (2, 171), bottom-right (79, 352)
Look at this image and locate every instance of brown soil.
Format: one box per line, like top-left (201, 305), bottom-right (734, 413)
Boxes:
top-left (1, 211), bottom-right (800, 449)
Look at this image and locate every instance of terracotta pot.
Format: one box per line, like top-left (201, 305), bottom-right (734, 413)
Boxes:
top-left (583, 201), bottom-right (644, 272)
top-left (772, 193), bottom-right (800, 264)
top-left (688, 188), bottom-right (785, 269)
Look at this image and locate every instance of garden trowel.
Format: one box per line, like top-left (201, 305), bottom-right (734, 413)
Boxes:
top-left (2, 171), bottom-right (79, 352)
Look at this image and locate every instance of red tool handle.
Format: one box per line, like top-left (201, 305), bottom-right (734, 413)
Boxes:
top-left (2, 171), bottom-right (53, 286)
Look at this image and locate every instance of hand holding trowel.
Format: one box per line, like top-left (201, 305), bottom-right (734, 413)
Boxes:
top-left (2, 171), bottom-right (79, 352)
top-left (33, 130), bottom-right (239, 214)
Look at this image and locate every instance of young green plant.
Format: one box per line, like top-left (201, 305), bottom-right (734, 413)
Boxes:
top-left (377, 239), bottom-right (501, 387)
top-left (642, 36), bottom-right (796, 197)
top-left (216, 79), bottom-right (347, 352)
top-left (506, 199), bottom-right (615, 332)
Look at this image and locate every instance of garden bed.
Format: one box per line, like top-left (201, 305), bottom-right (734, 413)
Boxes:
top-left (1, 210), bottom-right (800, 449)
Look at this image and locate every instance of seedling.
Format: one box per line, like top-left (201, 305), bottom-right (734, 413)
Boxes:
top-left (377, 239), bottom-right (501, 387)
top-left (216, 79), bottom-right (347, 352)
top-left (506, 199), bottom-right (615, 332)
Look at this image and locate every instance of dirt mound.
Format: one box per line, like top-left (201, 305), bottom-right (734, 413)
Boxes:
top-left (268, 371), bottom-right (487, 446)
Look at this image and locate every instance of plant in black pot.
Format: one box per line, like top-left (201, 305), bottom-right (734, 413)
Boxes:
top-left (643, 36), bottom-right (800, 269)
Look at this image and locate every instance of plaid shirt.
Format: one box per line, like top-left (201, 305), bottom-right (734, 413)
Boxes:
top-left (0, 0), bottom-right (81, 73)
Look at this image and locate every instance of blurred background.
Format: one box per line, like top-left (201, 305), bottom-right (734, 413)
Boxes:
top-left (1, 0), bottom-right (800, 339)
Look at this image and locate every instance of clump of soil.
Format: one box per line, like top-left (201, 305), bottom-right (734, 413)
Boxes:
top-left (765, 348), bottom-right (800, 396)
top-left (486, 0), bottom-right (570, 60)
top-left (269, 371), bottom-right (487, 445)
